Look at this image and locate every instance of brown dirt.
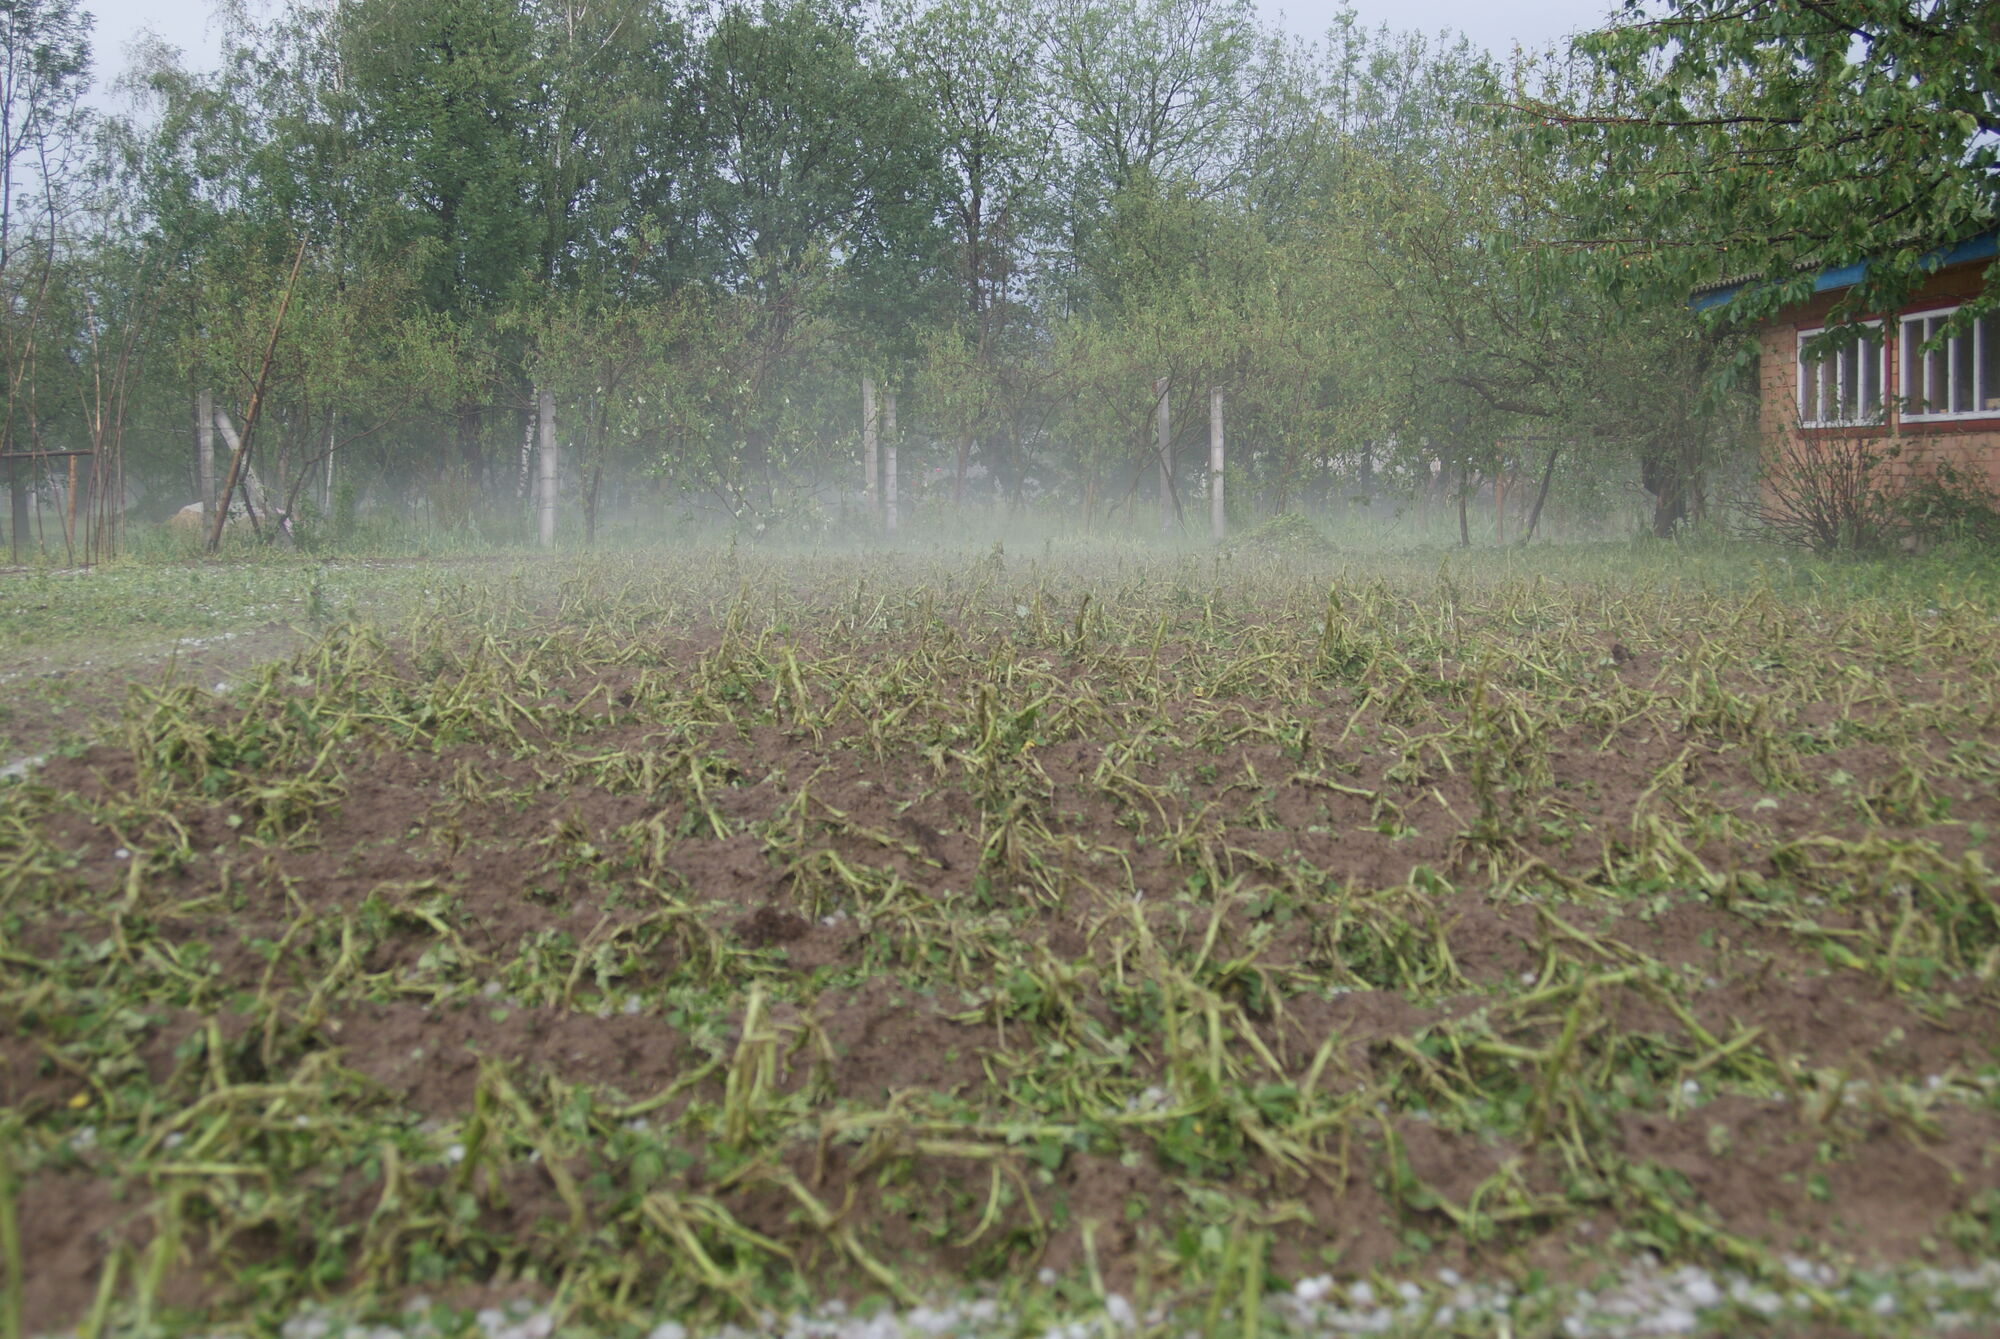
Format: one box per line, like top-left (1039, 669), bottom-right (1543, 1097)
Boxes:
top-left (6, 563), bottom-right (2000, 1332)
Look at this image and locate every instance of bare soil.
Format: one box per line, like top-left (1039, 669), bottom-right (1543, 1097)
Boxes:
top-left (4, 551), bottom-right (1999, 1334)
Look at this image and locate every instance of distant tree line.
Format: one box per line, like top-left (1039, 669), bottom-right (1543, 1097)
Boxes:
top-left (1, 0), bottom-right (1987, 552)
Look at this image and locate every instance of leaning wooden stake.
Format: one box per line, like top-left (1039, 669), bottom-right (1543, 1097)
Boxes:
top-left (1155, 377), bottom-right (1172, 535)
top-left (1208, 387), bottom-right (1224, 542)
top-left (537, 387), bottom-right (557, 549)
top-left (884, 389), bottom-right (899, 535)
top-left (861, 376), bottom-right (879, 518)
top-left (208, 238), bottom-right (307, 554)
top-left (212, 413), bottom-right (276, 542)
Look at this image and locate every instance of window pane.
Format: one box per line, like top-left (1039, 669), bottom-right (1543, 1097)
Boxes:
top-left (1902, 323), bottom-right (1922, 413)
top-left (1859, 334), bottom-right (1881, 418)
top-left (1953, 324), bottom-right (1975, 413)
top-left (1925, 320), bottom-right (1949, 411)
top-left (1799, 338), bottom-right (1819, 422)
top-left (1838, 345), bottom-right (1858, 420)
top-left (1981, 315), bottom-right (1999, 413)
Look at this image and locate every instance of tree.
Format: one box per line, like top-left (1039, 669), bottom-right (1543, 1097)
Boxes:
top-left (0, 0), bottom-right (93, 554)
top-left (523, 0), bottom-right (701, 296)
top-left (1046, 0), bottom-right (1257, 202)
top-left (686, 0), bottom-right (946, 512)
top-left (1525, 1), bottom-right (1999, 330)
top-left (338, 0), bottom-right (541, 319)
top-left (0, 0), bottom-right (90, 276)
top-left (886, 0), bottom-right (1048, 327)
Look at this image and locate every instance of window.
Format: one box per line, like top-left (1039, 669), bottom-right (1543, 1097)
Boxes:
top-left (1796, 323), bottom-right (1885, 427)
top-left (1900, 307), bottom-right (1999, 419)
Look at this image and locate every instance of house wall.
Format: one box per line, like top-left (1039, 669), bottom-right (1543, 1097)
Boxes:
top-left (1755, 259), bottom-right (2000, 496)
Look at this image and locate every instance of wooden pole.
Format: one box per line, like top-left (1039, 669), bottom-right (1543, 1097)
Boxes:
top-left (197, 389), bottom-right (214, 518)
top-left (884, 389), bottom-right (899, 536)
top-left (208, 237), bottom-right (307, 554)
top-left (861, 376), bottom-right (878, 519)
top-left (1208, 387), bottom-right (1224, 542)
top-left (212, 413), bottom-right (267, 540)
top-left (537, 387), bottom-right (557, 549)
top-left (1155, 377), bottom-right (1172, 536)
top-left (212, 413), bottom-right (276, 538)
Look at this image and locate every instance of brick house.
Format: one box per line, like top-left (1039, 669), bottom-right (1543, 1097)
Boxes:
top-left (1694, 231), bottom-right (2000, 495)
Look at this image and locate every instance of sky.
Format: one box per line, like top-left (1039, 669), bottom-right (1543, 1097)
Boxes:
top-left (80, 0), bottom-right (1621, 94)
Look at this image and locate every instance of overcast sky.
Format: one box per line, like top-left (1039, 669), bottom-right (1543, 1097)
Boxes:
top-left (81, 0), bottom-right (1620, 93)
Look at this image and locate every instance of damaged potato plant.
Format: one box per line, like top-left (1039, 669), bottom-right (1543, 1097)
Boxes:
top-left (2, 547), bottom-right (2000, 1336)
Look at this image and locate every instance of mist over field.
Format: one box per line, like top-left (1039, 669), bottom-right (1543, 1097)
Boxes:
top-left (3, 1), bottom-right (2000, 1337)
top-left (5, 0), bottom-right (1763, 557)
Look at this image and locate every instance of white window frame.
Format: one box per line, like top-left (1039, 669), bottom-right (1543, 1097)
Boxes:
top-left (1898, 305), bottom-right (1998, 422)
top-left (1795, 321), bottom-right (1886, 428)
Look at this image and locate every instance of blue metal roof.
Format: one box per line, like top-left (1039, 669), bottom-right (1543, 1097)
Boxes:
top-left (1690, 229), bottom-right (1998, 312)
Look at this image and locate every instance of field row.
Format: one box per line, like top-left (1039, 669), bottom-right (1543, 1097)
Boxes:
top-left (3, 548), bottom-right (1998, 1336)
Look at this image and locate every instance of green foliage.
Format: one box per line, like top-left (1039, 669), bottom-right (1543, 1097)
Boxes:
top-left (9, 544), bottom-right (2000, 1334)
top-left (0, 0), bottom-right (1877, 558)
top-left (1894, 459), bottom-right (2000, 550)
top-left (1224, 512), bottom-right (1331, 556)
top-left (1528, 1), bottom-right (1999, 331)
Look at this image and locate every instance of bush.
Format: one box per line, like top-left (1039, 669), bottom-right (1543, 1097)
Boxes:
top-left (1892, 458), bottom-right (2000, 549)
top-left (1226, 511), bottom-right (1333, 554)
top-left (1758, 433), bottom-right (1902, 553)
top-left (1760, 431), bottom-right (2000, 555)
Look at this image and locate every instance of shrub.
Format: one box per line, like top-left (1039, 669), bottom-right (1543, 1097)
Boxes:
top-left (1757, 432), bottom-right (1902, 553)
top-left (1891, 458), bottom-right (2000, 549)
top-left (1226, 511), bottom-right (1332, 554)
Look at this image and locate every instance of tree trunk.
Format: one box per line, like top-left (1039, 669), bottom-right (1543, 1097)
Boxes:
top-left (586, 459), bottom-right (604, 549)
top-left (197, 389), bottom-right (215, 515)
top-left (455, 401), bottom-right (484, 494)
top-left (1457, 458), bottom-right (1471, 548)
top-left (275, 407), bottom-right (291, 518)
top-left (861, 375), bottom-right (878, 523)
top-left (1641, 438), bottom-right (1693, 538)
top-left (1521, 444), bottom-right (1560, 545)
top-left (324, 412), bottom-right (337, 520)
top-left (3, 408), bottom-right (15, 563)
top-left (954, 433), bottom-right (970, 506)
top-left (62, 456), bottom-right (78, 561)
top-left (884, 390), bottom-right (898, 536)
top-left (1155, 377), bottom-right (1172, 536)
top-left (9, 460), bottom-right (27, 563)
top-left (1208, 387), bottom-right (1225, 542)
top-left (583, 393), bottom-right (610, 549)
top-left (517, 403), bottom-right (535, 502)
top-left (537, 388), bottom-right (557, 550)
